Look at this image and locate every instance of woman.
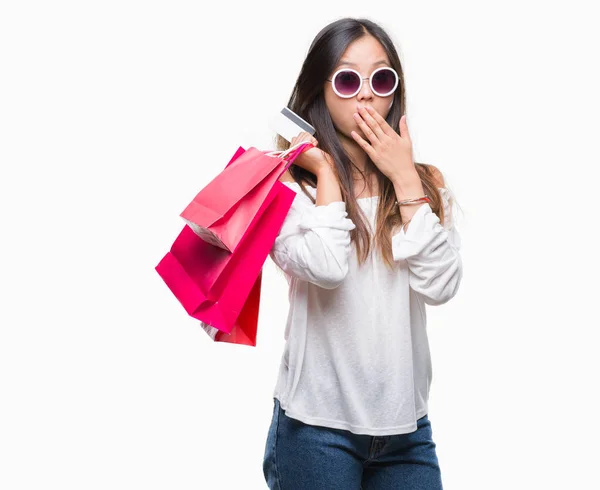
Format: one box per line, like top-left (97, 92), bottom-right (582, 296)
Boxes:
top-left (262, 17), bottom-right (463, 490)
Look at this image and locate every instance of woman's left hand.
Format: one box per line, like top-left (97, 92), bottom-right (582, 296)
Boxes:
top-left (351, 105), bottom-right (416, 182)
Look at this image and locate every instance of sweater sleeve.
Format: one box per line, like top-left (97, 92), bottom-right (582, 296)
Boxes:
top-left (269, 182), bottom-right (356, 290)
top-left (392, 187), bottom-right (463, 306)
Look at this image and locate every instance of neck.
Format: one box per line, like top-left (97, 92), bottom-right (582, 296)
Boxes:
top-left (337, 131), bottom-right (375, 181)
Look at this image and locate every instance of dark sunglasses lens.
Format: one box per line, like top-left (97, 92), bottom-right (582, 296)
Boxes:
top-left (372, 68), bottom-right (397, 95)
top-left (334, 70), bottom-right (360, 96)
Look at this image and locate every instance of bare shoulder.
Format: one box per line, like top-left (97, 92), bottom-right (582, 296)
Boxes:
top-left (427, 164), bottom-right (445, 188)
top-left (279, 169), bottom-right (296, 183)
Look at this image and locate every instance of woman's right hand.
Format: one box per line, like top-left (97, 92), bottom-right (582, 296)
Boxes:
top-left (288, 132), bottom-right (334, 177)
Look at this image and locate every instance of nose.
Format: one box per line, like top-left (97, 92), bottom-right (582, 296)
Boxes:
top-left (356, 77), bottom-right (374, 102)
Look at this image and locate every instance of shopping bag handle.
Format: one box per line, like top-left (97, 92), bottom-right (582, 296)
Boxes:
top-left (265, 140), bottom-right (313, 160)
top-left (265, 141), bottom-right (315, 175)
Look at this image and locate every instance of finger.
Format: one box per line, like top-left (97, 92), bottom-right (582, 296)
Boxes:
top-left (298, 134), bottom-right (316, 150)
top-left (353, 112), bottom-right (380, 145)
top-left (293, 134), bottom-right (307, 147)
top-left (301, 132), bottom-right (316, 147)
top-left (364, 106), bottom-right (395, 137)
top-left (295, 132), bottom-right (313, 145)
top-left (399, 115), bottom-right (411, 141)
top-left (357, 106), bottom-right (387, 139)
top-left (350, 130), bottom-right (375, 158)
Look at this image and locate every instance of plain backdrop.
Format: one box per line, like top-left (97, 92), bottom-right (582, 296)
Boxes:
top-left (1, 1), bottom-right (599, 489)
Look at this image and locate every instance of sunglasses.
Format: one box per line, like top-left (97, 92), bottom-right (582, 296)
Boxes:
top-left (326, 66), bottom-right (399, 98)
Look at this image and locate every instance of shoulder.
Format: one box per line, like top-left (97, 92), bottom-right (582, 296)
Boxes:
top-left (277, 172), bottom-right (317, 207)
top-left (278, 170), bottom-right (316, 200)
top-left (426, 164), bottom-right (445, 188)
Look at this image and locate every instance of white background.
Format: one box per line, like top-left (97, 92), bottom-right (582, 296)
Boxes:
top-left (1, 1), bottom-right (599, 489)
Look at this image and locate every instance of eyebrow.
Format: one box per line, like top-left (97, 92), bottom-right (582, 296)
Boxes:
top-left (337, 60), bottom-right (390, 67)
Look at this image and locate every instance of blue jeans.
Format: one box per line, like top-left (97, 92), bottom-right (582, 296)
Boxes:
top-left (263, 398), bottom-right (443, 489)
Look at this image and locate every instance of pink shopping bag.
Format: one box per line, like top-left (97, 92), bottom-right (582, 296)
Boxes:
top-left (198, 270), bottom-right (262, 347)
top-left (155, 181), bottom-right (295, 336)
top-left (155, 143), bottom-right (308, 338)
top-left (180, 143), bottom-right (312, 253)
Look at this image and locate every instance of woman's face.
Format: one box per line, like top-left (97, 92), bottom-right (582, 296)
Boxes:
top-left (324, 35), bottom-right (395, 141)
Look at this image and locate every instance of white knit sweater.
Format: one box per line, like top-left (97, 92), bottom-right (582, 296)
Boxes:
top-left (268, 181), bottom-right (463, 436)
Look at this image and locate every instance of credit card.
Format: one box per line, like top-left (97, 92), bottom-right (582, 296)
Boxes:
top-left (269, 107), bottom-right (316, 142)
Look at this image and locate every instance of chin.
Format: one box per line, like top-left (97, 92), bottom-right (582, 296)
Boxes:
top-left (334, 126), bottom-right (353, 140)
top-left (353, 126), bottom-right (367, 138)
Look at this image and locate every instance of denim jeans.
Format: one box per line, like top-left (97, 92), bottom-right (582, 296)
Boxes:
top-left (263, 397), bottom-right (443, 489)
